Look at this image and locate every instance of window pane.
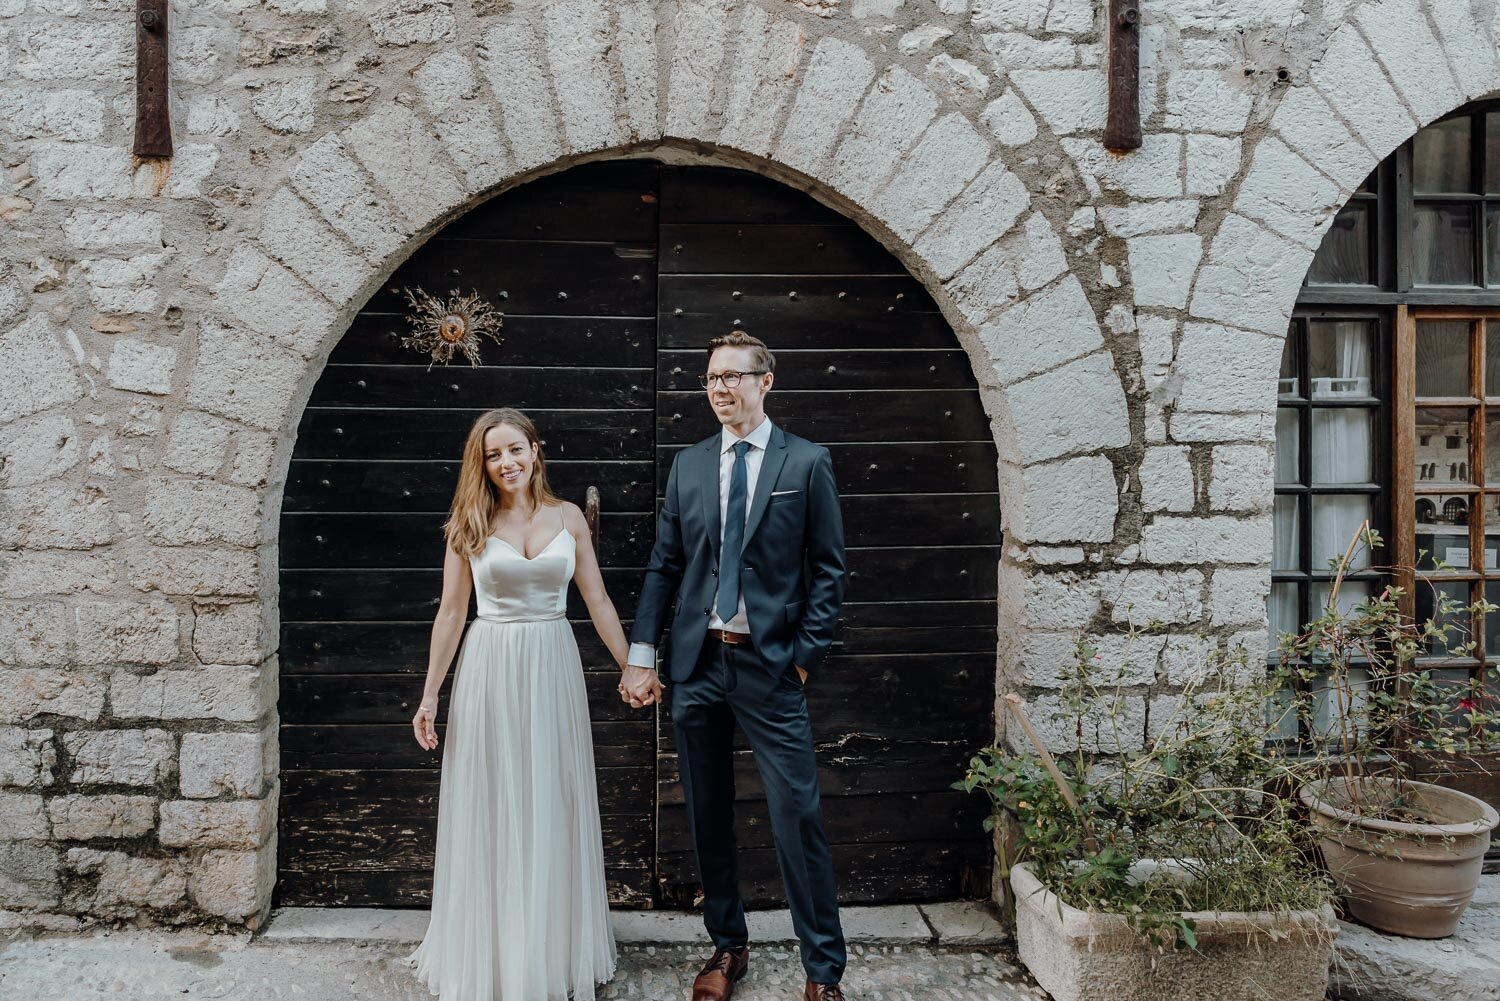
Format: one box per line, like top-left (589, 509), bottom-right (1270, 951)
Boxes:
top-left (1313, 495), bottom-right (1372, 571)
top-left (1488, 206), bottom-right (1500, 288)
top-left (1487, 111), bottom-right (1500, 193)
top-left (1269, 581), bottom-right (1300, 640)
top-left (1421, 668), bottom-right (1477, 730)
top-left (1487, 318), bottom-right (1500, 395)
top-left (1415, 324), bottom-right (1471, 397)
top-left (1311, 579), bottom-right (1375, 618)
top-left (1417, 518), bottom-right (1471, 570)
top-left (1267, 686), bottom-right (1299, 743)
top-left (1415, 407), bottom-right (1472, 485)
top-left (1276, 408), bottom-right (1301, 484)
top-left (1413, 203), bottom-right (1476, 285)
top-left (1487, 669), bottom-right (1499, 737)
top-left (1309, 320), bottom-right (1373, 397)
top-left (1279, 333), bottom-right (1300, 398)
top-left (1312, 409), bottom-right (1373, 484)
top-left (1311, 667), bottom-right (1371, 737)
top-left (1482, 495), bottom-right (1500, 570)
top-left (1414, 116), bottom-right (1472, 193)
top-left (1487, 582), bottom-right (1500, 659)
top-left (1416, 579), bottom-right (1473, 657)
top-left (1274, 495), bottom-right (1301, 571)
top-left (1307, 202), bottom-right (1372, 285)
top-left (1487, 411), bottom-right (1500, 486)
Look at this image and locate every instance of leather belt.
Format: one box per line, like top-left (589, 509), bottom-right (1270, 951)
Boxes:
top-left (707, 628), bottom-right (751, 645)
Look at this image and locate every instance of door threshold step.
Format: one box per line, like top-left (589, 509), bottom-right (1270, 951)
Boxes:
top-left (259, 901), bottom-right (1005, 947)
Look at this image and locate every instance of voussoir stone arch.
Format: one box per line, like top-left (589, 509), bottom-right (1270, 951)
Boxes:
top-left (1156, 0), bottom-right (1500, 592)
top-left (165, 0), bottom-right (1131, 926)
top-left (195, 0), bottom-right (1132, 651)
top-left (1189, 0), bottom-right (1500, 343)
top-left (213, 0), bottom-right (1129, 558)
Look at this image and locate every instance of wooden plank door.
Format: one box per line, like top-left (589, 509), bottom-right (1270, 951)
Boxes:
top-left (653, 166), bottom-right (1000, 906)
top-left (276, 161), bottom-right (662, 906)
top-left (276, 160), bottom-right (1001, 909)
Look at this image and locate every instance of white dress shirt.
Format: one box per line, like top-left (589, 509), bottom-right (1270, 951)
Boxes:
top-left (626, 415), bottom-right (774, 670)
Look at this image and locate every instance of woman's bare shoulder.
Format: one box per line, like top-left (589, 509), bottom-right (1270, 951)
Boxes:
top-left (557, 499), bottom-right (586, 528)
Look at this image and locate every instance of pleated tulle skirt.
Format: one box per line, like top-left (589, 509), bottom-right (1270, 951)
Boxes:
top-left (406, 616), bottom-right (617, 1001)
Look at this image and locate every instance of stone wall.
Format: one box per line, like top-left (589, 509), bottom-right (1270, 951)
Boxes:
top-left (1, 0), bottom-right (1496, 929)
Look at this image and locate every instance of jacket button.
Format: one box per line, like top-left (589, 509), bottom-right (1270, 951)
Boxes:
top-left (711, 568), bottom-right (717, 576)
top-left (704, 608), bottom-right (711, 616)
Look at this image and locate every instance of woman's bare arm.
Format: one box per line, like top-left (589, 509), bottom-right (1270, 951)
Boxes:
top-left (412, 543), bottom-right (474, 750)
top-left (566, 502), bottom-right (661, 705)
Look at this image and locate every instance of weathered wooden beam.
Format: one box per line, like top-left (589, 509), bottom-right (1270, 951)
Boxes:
top-left (1103, 0), bottom-right (1142, 152)
top-left (133, 0), bottom-right (172, 158)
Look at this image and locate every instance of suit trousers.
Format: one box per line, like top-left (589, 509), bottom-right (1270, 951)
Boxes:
top-left (668, 636), bottom-right (847, 984)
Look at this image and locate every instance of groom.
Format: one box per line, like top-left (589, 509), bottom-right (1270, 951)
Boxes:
top-left (620, 331), bottom-right (849, 1001)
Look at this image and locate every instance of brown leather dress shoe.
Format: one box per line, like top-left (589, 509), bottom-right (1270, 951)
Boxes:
top-left (804, 980), bottom-right (846, 1001)
top-left (691, 945), bottom-right (749, 1001)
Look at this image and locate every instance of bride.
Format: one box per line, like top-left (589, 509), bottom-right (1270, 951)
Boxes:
top-left (405, 407), bottom-right (663, 1000)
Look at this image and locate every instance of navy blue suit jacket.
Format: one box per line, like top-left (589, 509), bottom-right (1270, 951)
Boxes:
top-left (630, 423), bottom-right (846, 684)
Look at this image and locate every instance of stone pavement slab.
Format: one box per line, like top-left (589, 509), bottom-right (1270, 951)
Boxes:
top-left (1331, 874), bottom-right (1500, 1001)
top-left (0, 931), bottom-right (1045, 1001)
top-left (920, 901), bottom-right (1009, 946)
top-left (259, 902), bottom-right (1005, 947)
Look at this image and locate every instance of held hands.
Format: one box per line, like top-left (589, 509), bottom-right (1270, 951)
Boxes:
top-left (412, 700), bottom-right (439, 750)
top-left (617, 664), bottom-right (664, 708)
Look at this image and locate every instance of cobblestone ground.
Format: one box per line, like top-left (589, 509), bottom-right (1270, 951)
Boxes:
top-left (0, 933), bottom-right (1048, 1001)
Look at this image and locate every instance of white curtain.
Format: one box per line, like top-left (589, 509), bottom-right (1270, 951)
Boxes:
top-left (1275, 409), bottom-right (1299, 483)
top-left (1313, 667), bottom-right (1371, 737)
top-left (1311, 324), bottom-right (1373, 570)
top-left (1311, 324), bottom-right (1373, 482)
top-left (1313, 498), bottom-right (1372, 571)
top-left (1268, 582), bottom-right (1299, 637)
top-left (1273, 495), bottom-right (1300, 570)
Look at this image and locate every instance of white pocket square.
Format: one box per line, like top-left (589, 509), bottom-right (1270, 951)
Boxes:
top-left (770, 489), bottom-right (800, 496)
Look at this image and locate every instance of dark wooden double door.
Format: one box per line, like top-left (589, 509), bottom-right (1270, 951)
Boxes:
top-left (276, 161), bottom-right (1001, 908)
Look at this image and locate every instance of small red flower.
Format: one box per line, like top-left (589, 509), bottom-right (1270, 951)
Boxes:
top-left (1458, 697), bottom-right (1477, 712)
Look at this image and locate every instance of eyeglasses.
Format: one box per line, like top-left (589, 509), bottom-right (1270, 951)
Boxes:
top-left (697, 370), bottom-right (767, 389)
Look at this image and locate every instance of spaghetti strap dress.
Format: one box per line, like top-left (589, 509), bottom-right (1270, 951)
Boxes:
top-left (407, 505), bottom-right (617, 1000)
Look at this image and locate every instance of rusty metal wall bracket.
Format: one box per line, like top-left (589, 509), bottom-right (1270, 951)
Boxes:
top-left (1103, 0), bottom-right (1142, 152)
top-left (133, 0), bottom-right (172, 158)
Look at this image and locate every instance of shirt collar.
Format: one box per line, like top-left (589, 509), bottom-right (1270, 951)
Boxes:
top-left (720, 415), bottom-right (774, 454)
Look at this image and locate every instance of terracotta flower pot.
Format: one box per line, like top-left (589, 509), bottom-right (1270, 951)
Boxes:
top-left (1300, 776), bottom-right (1499, 938)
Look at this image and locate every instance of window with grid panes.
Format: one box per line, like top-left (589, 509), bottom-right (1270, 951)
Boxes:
top-left (1271, 314), bottom-right (1386, 742)
top-left (1399, 312), bottom-right (1500, 707)
top-left (1273, 102), bottom-right (1500, 789)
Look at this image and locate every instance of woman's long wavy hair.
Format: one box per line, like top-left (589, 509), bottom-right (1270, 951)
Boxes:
top-left (443, 408), bottom-right (562, 559)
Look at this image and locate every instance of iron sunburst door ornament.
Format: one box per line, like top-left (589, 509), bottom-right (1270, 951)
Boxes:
top-left (399, 287), bottom-right (505, 368)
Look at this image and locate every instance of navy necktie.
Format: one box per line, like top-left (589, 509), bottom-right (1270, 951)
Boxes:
top-left (716, 441), bottom-right (751, 622)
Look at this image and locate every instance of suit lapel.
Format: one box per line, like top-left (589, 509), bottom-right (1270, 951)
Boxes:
top-left (742, 423), bottom-right (787, 546)
top-left (699, 435), bottom-right (721, 558)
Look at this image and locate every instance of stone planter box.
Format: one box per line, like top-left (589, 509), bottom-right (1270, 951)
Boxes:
top-left (1011, 862), bottom-right (1339, 1001)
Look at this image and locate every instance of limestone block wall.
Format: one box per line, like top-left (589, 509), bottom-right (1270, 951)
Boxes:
top-left (0, 0), bottom-right (1496, 929)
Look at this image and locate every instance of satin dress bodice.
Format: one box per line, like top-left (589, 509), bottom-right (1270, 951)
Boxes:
top-left (469, 524), bottom-right (575, 623)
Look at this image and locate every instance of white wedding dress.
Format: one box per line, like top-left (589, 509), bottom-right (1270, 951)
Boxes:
top-left (407, 506), bottom-right (617, 1000)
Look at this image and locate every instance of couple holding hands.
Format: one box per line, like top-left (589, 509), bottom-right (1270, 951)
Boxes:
top-left (406, 331), bottom-right (850, 1001)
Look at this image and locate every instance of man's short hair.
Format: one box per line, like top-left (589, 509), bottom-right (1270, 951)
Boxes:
top-left (707, 330), bottom-right (775, 375)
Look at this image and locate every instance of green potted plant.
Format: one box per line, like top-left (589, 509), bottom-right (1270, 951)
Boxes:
top-left (1281, 525), bottom-right (1500, 938)
top-left (957, 634), bottom-right (1338, 1001)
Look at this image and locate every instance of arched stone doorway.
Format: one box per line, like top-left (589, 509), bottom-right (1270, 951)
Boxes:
top-left (274, 159), bottom-right (1001, 909)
